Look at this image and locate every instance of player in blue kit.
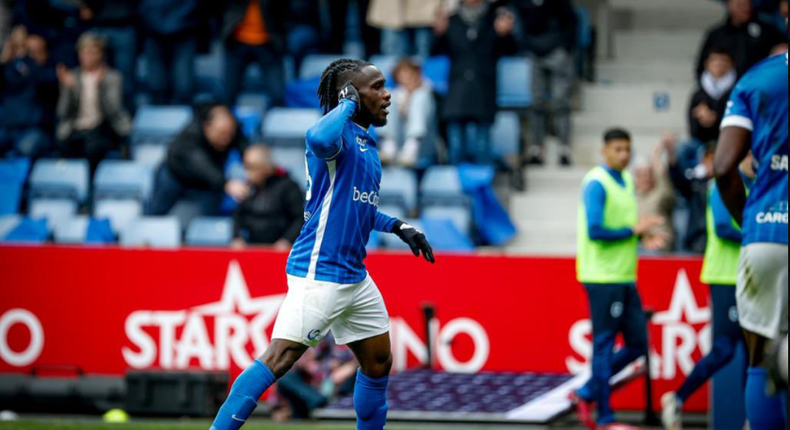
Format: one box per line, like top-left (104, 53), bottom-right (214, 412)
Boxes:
top-left (209, 59), bottom-right (435, 430)
top-left (714, 52), bottom-right (788, 430)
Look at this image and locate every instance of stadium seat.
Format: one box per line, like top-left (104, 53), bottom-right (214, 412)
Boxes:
top-left (299, 54), bottom-right (347, 80)
top-left (420, 216), bottom-right (475, 251)
top-left (369, 55), bottom-right (400, 82)
top-left (0, 216), bottom-right (21, 240)
top-left (497, 57), bottom-right (533, 109)
top-left (367, 230), bottom-right (381, 251)
top-left (94, 199), bottom-right (143, 235)
top-left (420, 166), bottom-right (468, 207)
top-left (131, 105), bottom-right (193, 146)
top-left (380, 168), bottom-right (418, 213)
top-left (422, 206), bottom-right (472, 237)
top-left (2, 217), bottom-right (48, 243)
top-left (0, 158), bottom-right (31, 184)
top-left (234, 106), bottom-right (264, 140)
top-left (195, 43), bottom-right (224, 99)
top-left (271, 147), bottom-right (307, 189)
top-left (30, 198), bottom-right (79, 231)
top-left (29, 159), bottom-right (90, 203)
top-left (423, 56), bottom-right (450, 95)
top-left (132, 144), bottom-right (168, 168)
top-left (120, 217), bottom-right (182, 248)
top-left (378, 205), bottom-right (406, 222)
top-left (185, 217), bottom-right (233, 247)
top-left (491, 111), bottom-right (521, 159)
top-left (262, 108), bottom-right (321, 146)
top-left (94, 161), bottom-right (155, 205)
top-left (0, 183), bottom-right (23, 216)
top-left (237, 93), bottom-right (271, 115)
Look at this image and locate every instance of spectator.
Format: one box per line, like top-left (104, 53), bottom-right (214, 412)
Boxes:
top-left (222, 0), bottom-right (287, 107)
top-left (367, 0), bottom-right (442, 60)
top-left (276, 340), bottom-right (357, 420)
top-left (285, 0), bottom-right (323, 74)
top-left (510, 0), bottom-right (578, 167)
top-left (378, 59), bottom-right (437, 168)
top-left (666, 135), bottom-right (713, 254)
top-left (636, 139), bottom-right (677, 253)
top-left (138, 0), bottom-right (201, 105)
top-left (231, 145), bottom-right (304, 249)
top-left (433, 0), bottom-right (516, 166)
top-left (328, 0), bottom-right (380, 58)
top-left (0, 28), bottom-right (57, 159)
top-left (689, 47), bottom-right (737, 146)
top-left (56, 33), bottom-right (130, 174)
top-left (79, 0), bottom-right (140, 112)
top-left (148, 104), bottom-right (249, 217)
top-left (697, 0), bottom-right (785, 78)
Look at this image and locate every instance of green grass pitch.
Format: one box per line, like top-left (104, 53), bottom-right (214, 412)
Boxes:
top-left (0, 421), bottom-right (505, 430)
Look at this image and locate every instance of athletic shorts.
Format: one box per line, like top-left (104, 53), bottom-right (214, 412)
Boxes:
top-left (271, 274), bottom-right (390, 347)
top-left (737, 243), bottom-right (789, 340)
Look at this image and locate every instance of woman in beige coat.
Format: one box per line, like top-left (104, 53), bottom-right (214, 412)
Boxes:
top-left (367, 0), bottom-right (442, 59)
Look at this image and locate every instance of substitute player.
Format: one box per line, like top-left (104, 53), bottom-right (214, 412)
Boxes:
top-left (210, 59), bottom-right (436, 430)
top-left (572, 129), bottom-right (664, 430)
top-left (661, 155), bottom-right (754, 430)
top-left (714, 51), bottom-right (788, 430)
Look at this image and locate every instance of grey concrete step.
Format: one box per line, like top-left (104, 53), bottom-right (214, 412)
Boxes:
top-left (596, 60), bottom-right (695, 84)
top-left (614, 31), bottom-right (705, 61)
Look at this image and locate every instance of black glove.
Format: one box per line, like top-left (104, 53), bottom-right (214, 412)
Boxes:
top-left (338, 81), bottom-right (360, 115)
top-left (392, 220), bottom-right (435, 264)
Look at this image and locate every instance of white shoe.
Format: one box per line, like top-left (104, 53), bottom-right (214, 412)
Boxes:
top-left (661, 392), bottom-right (682, 430)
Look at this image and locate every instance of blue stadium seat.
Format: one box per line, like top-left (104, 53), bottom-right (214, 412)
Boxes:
top-left (237, 93), bottom-right (271, 115)
top-left (0, 158), bottom-right (31, 184)
top-left (491, 111), bottom-right (521, 159)
top-left (420, 166), bottom-right (468, 207)
top-left (94, 199), bottom-right (143, 235)
top-left (422, 206), bottom-right (472, 237)
top-left (132, 144), bottom-right (168, 168)
top-left (420, 216), bottom-right (475, 251)
top-left (186, 217), bottom-right (233, 247)
top-left (299, 55), bottom-right (347, 80)
top-left (0, 183), bottom-right (23, 216)
top-left (53, 216), bottom-right (90, 244)
top-left (369, 55), bottom-right (400, 82)
top-left (271, 147), bottom-right (307, 189)
top-left (234, 106), bottom-right (264, 140)
top-left (378, 205), bottom-right (406, 222)
top-left (94, 161), bottom-right (155, 205)
top-left (29, 159), bottom-right (90, 203)
top-left (131, 105), bottom-right (193, 146)
top-left (30, 198), bottom-right (79, 231)
top-left (195, 43), bottom-right (224, 99)
top-left (262, 108), bottom-right (321, 146)
top-left (380, 168), bottom-right (418, 213)
top-left (120, 217), bottom-right (182, 248)
top-left (367, 230), bottom-right (382, 251)
top-left (0, 215), bottom-right (21, 240)
top-left (2, 217), bottom-right (48, 243)
top-left (423, 56), bottom-right (450, 95)
top-left (497, 57), bottom-right (533, 109)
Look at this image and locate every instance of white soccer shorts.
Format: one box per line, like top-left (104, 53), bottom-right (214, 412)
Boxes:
top-left (737, 243), bottom-right (789, 341)
top-left (271, 274), bottom-right (391, 347)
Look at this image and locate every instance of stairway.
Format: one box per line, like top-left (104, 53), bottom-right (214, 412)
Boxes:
top-left (504, 0), bottom-right (724, 256)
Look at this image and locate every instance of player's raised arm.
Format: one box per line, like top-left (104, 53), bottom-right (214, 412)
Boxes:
top-left (306, 92), bottom-right (357, 159)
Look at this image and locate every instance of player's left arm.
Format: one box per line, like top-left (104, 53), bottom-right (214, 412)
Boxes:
top-left (714, 84), bottom-right (752, 226)
top-left (378, 212), bottom-right (435, 263)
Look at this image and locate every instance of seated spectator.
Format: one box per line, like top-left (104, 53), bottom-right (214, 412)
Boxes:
top-left (666, 135), bottom-right (714, 254)
top-left (148, 104), bottom-right (249, 217)
top-left (275, 339), bottom-right (357, 421)
top-left (378, 59), bottom-right (437, 168)
top-left (697, 0), bottom-right (785, 78)
top-left (433, 0), bottom-right (516, 166)
top-left (138, 0), bottom-right (201, 105)
top-left (636, 138), bottom-right (677, 253)
top-left (689, 47), bottom-right (737, 145)
top-left (56, 33), bottom-right (131, 174)
top-left (367, 0), bottom-right (441, 60)
top-left (231, 145), bottom-right (304, 249)
top-left (510, 0), bottom-right (578, 166)
top-left (0, 27), bottom-right (58, 159)
top-left (222, 0), bottom-right (287, 107)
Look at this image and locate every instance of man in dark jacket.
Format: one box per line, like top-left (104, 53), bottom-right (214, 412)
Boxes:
top-left (148, 104), bottom-right (249, 217)
top-left (433, 0), bottom-right (516, 166)
top-left (232, 145), bottom-right (304, 249)
top-left (138, 0), bottom-right (202, 104)
top-left (697, 0), bottom-right (785, 78)
top-left (0, 30), bottom-right (58, 158)
top-left (689, 47), bottom-right (737, 145)
top-left (222, 0), bottom-right (287, 106)
top-left (510, 0), bottom-right (578, 166)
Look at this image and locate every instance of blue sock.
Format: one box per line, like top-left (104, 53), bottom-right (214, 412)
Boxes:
top-left (745, 368), bottom-right (785, 430)
top-left (210, 359), bottom-right (276, 430)
top-left (354, 369), bottom-right (389, 430)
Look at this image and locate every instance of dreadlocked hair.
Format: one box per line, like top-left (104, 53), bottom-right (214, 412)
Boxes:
top-left (317, 59), bottom-right (372, 114)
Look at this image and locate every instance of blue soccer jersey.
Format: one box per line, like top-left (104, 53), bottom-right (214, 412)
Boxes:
top-left (720, 52), bottom-right (789, 246)
top-left (286, 100), bottom-right (398, 284)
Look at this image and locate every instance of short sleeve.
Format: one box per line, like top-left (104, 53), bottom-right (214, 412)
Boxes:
top-left (720, 81), bottom-right (754, 132)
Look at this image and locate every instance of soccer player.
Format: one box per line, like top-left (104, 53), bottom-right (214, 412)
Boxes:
top-left (209, 59), bottom-right (436, 430)
top-left (661, 155), bottom-right (754, 430)
top-left (713, 51), bottom-right (788, 430)
top-left (572, 129), bottom-right (664, 430)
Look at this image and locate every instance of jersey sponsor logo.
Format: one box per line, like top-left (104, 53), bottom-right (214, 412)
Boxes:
top-left (756, 211), bottom-right (789, 224)
top-left (771, 155), bottom-right (789, 172)
top-left (353, 187), bottom-right (380, 208)
top-left (356, 136), bottom-right (369, 153)
top-left (307, 329), bottom-right (323, 341)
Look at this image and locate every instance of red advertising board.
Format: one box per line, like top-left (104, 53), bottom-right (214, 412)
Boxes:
top-left (0, 246), bottom-right (710, 412)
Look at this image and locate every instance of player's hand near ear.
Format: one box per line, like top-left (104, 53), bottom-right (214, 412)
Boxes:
top-left (338, 81), bottom-right (360, 115)
top-left (392, 220), bottom-right (435, 264)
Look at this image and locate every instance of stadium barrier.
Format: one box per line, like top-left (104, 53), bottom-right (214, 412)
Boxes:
top-left (0, 246), bottom-right (713, 413)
